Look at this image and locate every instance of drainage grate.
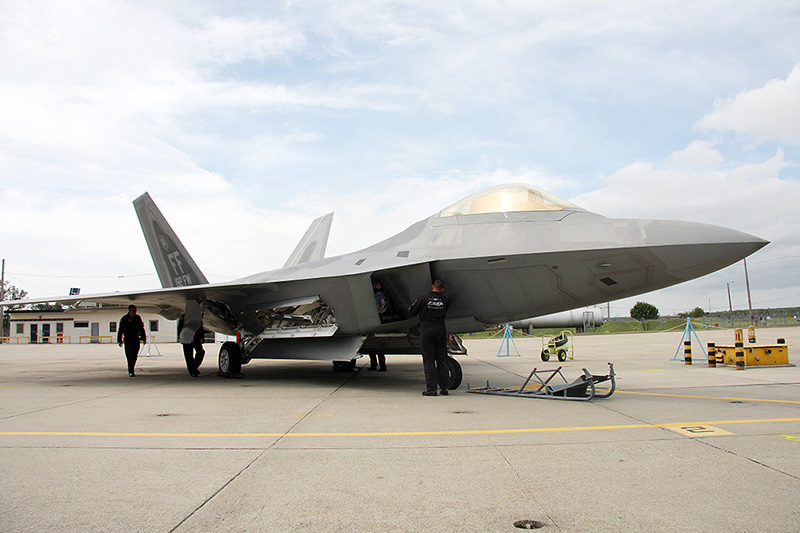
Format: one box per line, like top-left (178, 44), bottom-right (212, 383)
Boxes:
top-left (513, 519), bottom-right (546, 529)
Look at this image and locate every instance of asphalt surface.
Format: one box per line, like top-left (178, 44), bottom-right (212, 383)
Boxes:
top-left (1, 326), bottom-right (799, 532)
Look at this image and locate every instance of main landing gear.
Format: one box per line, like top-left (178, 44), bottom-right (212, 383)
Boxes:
top-left (218, 341), bottom-right (243, 375)
top-left (332, 360), bottom-right (358, 372)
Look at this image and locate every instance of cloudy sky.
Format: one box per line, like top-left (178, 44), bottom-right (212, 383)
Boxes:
top-left (1, 0), bottom-right (798, 317)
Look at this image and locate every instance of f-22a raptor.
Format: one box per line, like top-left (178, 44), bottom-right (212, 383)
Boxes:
top-left (5, 184), bottom-right (767, 387)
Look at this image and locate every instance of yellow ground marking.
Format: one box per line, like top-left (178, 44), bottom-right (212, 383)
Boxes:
top-left (613, 390), bottom-right (800, 404)
top-left (0, 360), bottom-right (150, 364)
top-left (778, 434), bottom-right (800, 441)
top-left (1, 417), bottom-right (798, 439)
top-left (664, 424), bottom-right (734, 437)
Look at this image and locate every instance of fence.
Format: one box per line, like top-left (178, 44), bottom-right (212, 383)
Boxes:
top-left (78, 336), bottom-right (113, 344)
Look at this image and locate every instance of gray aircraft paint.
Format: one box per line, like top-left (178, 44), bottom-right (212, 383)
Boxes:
top-left (3, 184), bottom-right (767, 364)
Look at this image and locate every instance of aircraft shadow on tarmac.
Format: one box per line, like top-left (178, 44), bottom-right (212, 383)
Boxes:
top-left (44, 358), bottom-right (431, 391)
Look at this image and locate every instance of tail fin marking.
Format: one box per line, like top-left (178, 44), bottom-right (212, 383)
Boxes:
top-left (133, 192), bottom-right (209, 288)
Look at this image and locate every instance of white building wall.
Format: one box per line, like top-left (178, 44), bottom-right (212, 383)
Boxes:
top-left (6, 307), bottom-right (178, 344)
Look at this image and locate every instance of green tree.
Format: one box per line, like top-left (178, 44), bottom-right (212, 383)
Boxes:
top-left (1, 280), bottom-right (27, 302)
top-left (31, 302), bottom-right (65, 311)
top-left (1, 281), bottom-right (28, 336)
top-left (688, 306), bottom-right (705, 319)
top-left (630, 301), bottom-right (659, 321)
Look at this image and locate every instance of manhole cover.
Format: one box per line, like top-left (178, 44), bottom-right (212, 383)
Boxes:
top-left (513, 519), bottom-right (546, 529)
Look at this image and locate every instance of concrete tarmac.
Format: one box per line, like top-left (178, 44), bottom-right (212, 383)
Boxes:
top-left (1, 327), bottom-right (799, 532)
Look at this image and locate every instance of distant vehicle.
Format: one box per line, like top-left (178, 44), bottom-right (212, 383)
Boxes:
top-left (4, 184), bottom-right (767, 386)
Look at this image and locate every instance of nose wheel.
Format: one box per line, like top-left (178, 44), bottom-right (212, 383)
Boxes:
top-left (446, 356), bottom-right (462, 389)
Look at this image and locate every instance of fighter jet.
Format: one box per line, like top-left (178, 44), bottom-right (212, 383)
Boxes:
top-left (3, 184), bottom-right (767, 386)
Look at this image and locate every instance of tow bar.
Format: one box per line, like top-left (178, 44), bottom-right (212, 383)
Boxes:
top-left (467, 363), bottom-right (615, 400)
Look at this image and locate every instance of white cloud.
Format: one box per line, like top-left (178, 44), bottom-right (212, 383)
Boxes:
top-left (668, 140), bottom-right (725, 167)
top-left (696, 64), bottom-right (800, 146)
top-left (194, 16), bottom-right (306, 65)
top-left (0, 1), bottom-right (798, 317)
top-left (573, 147), bottom-right (799, 315)
top-left (574, 149), bottom-right (791, 235)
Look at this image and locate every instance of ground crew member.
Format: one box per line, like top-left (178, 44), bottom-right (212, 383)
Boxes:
top-left (117, 305), bottom-right (147, 377)
top-left (178, 314), bottom-right (206, 377)
top-left (409, 279), bottom-right (451, 396)
top-left (368, 352), bottom-right (387, 371)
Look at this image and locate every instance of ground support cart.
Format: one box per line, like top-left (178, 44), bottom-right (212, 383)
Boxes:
top-left (541, 330), bottom-right (573, 362)
top-left (467, 363), bottom-right (615, 400)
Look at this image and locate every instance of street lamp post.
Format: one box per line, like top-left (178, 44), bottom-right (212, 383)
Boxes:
top-left (727, 280), bottom-right (734, 328)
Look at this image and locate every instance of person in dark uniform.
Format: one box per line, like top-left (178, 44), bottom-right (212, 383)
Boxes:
top-left (117, 305), bottom-right (147, 377)
top-left (178, 314), bottom-right (206, 377)
top-left (368, 352), bottom-right (387, 371)
top-left (409, 279), bottom-right (451, 396)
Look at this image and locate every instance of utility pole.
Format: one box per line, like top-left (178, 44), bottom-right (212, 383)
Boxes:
top-left (727, 280), bottom-right (734, 328)
top-left (743, 258), bottom-right (754, 326)
top-left (1, 258), bottom-right (5, 337)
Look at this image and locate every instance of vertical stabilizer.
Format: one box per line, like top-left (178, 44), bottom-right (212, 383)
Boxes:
top-left (283, 213), bottom-right (334, 267)
top-left (133, 193), bottom-right (209, 288)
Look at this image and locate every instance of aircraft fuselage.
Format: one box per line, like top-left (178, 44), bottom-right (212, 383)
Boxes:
top-left (227, 207), bottom-right (766, 339)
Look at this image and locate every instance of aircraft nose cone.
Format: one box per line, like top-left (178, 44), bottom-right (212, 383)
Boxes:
top-left (643, 220), bottom-right (768, 280)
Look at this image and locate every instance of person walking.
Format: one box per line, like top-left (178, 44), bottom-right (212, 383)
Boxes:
top-left (409, 279), bottom-right (451, 396)
top-left (117, 305), bottom-right (147, 377)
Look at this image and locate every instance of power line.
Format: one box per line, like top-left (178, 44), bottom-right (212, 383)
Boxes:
top-left (8, 272), bottom-right (156, 279)
top-left (747, 255), bottom-right (800, 264)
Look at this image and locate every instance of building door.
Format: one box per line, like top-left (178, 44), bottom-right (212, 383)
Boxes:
top-left (91, 323), bottom-right (100, 343)
top-left (42, 324), bottom-right (51, 343)
top-left (30, 324), bottom-right (38, 344)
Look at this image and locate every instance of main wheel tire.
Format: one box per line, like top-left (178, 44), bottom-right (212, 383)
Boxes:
top-left (332, 360), bottom-right (356, 372)
top-left (557, 349), bottom-right (567, 362)
top-left (445, 357), bottom-right (462, 389)
top-left (219, 341), bottom-right (242, 375)
top-left (541, 350), bottom-right (550, 362)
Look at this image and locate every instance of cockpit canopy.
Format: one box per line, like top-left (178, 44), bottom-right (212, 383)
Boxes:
top-left (439, 184), bottom-right (578, 217)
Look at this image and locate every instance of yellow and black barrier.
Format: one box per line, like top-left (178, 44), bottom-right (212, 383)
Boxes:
top-left (735, 328), bottom-right (745, 370)
top-left (708, 342), bottom-right (716, 367)
top-left (684, 340), bottom-right (692, 365)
